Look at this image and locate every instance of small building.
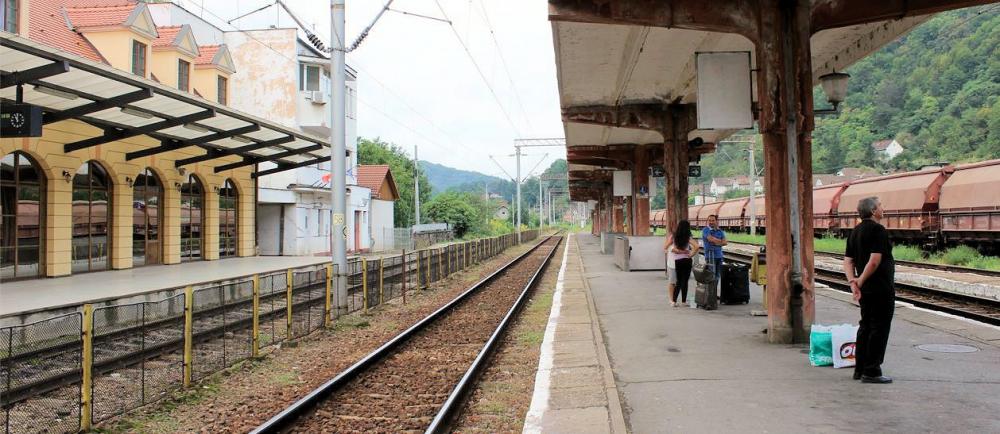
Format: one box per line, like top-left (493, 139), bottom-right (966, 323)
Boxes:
top-left (813, 174), bottom-right (851, 187)
top-left (357, 165), bottom-right (399, 252)
top-left (836, 167), bottom-right (880, 179)
top-left (871, 139), bottom-right (904, 160)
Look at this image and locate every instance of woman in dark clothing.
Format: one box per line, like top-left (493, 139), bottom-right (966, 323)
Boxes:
top-left (664, 220), bottom-right (700, 307)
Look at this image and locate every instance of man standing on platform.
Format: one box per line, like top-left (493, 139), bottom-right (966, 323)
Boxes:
top-left (843, 197), bottom-right (895, 384)
top-left (702, 215), bottom-right (727, 281)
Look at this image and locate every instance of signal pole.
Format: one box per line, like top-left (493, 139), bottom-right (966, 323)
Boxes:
top-left (330, 0), bottom-right (347, 316)
top-left (414, 145), bottom-right (421, 225)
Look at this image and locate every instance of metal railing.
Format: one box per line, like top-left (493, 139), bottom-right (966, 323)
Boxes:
top-left (0, 232), bottom-right (534, 433)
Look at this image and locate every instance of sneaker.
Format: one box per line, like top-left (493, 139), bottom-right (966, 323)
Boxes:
top-left (860, 375), bottom-right (892, 384)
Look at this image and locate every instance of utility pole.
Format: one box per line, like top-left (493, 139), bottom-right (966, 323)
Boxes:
top-left (330, 0), bottom-right (347, 316)
top-left (538, 177), bottom-right (544, 230)
top-left (749, 136), bottom-right (758, 236)
top-left (515, 145), bottom-right (522, 243)
top-left (413, 145), bottom-right (421, 225)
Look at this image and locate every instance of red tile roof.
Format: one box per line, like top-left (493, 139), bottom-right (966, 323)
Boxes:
top-left (153, 25), bottom-right (183, 47)
top-left (28, 0), bottom-right (107, 62)
top-left (871, 139), bottom-right (896, 151)
top-left (195, 45), bottom-right (221, 65)
top-left (64, 4), bottom-right (135, 29)
top-left (357, 165), bottom-right (399, 200)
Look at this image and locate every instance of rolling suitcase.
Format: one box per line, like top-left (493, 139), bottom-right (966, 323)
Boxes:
top-left (694, 252), bottom-right (718, 310)
top-left (721, 262), bottom-right (750, 305)
top-left (695, 276), bottom-right (718, 310)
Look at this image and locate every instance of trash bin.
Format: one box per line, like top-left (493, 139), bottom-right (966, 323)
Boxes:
top-left (752, 246), bottom-right (767, 309)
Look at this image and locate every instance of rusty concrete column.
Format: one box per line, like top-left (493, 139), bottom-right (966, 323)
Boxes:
top-left (756, 0), bottom-right (816, 344)
top-left (662, 106), bottom-right (695, 235)
top-left (613, 196), bottom-right (625, 233)
top-left (632, 145), bottom-right (651, 235)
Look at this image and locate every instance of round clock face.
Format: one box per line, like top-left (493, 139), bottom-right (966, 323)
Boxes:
top-left (10, 112), bottom-right (25, 128)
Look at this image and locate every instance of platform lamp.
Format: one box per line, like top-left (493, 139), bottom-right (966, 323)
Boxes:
top-left (815, 71), bottom-right (850, 115)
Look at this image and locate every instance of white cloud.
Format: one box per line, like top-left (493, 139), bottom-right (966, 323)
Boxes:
top-left (177, 0), bottom-right (565, 176)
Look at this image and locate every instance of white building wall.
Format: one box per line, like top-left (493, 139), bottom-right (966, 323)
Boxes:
top-left (370, 199), bottom-right (395, 252)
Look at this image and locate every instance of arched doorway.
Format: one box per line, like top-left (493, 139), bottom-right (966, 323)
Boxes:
top-left (180, 174), bottom-right (204, 261)
top-left (1, 152), bottom-right (45, 281)
top-left (219, 179), bottom-right (238, 258)
top-left (133, 168), bottom-right (162, 266)
top-left (72, 161), bottom-right (112, 273)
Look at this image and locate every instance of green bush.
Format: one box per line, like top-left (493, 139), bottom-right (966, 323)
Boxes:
top-left (938, 245), bottom-right (980, 266)
top-left (965, 255), bottom-right (1000, 272)
top-left (892, 245), bottom-right (924, 262)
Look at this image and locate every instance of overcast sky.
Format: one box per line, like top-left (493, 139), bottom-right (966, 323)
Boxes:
top-left (174, 0), bottom-right (565, 179)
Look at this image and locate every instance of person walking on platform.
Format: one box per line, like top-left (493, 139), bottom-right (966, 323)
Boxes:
top-left (843, 196), bottom-right (895, 384)
top-left (702, 215), bottom-right (727, 281)
top-left (665, 220), bottom-right (699, 307)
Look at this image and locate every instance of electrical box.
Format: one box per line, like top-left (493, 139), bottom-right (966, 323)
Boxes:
top-left (696, 52), bottom-right (753, 130)
top-left (612, 170), bottom-right (632, 196)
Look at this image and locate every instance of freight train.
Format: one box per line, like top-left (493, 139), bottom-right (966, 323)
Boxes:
top-left (651, 159), bottom-right (1000, 251)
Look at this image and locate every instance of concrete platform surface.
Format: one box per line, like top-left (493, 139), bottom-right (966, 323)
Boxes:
top-left (0, 255), bottom-right (331, 317)
top-left (531, 234), bottom-right (1000, 434)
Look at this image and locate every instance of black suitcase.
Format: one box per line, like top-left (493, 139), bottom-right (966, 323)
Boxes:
top-left (695, 275), bottom-right (718, 310)
top-left (721, 262), bottom-right (750, 305)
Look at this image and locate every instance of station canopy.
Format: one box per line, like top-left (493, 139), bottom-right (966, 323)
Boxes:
top-left (552, 8), bottom-right (933, 199)
top-left (1, 33), bottom-right (338, 178)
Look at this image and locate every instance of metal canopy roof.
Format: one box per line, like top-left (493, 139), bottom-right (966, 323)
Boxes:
top-left (553, 14), bottom-right (931, 178)
top-left (1, 33), bottom-right (340, 178)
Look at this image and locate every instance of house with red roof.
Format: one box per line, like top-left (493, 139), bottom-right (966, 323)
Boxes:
top-left (357, 165), bottom-right (400, 251)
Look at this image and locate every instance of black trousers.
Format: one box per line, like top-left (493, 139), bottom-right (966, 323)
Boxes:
top-left (855, 289), bottom-right (894, 377)
top-left (672, 258), bottom-right (693, 303)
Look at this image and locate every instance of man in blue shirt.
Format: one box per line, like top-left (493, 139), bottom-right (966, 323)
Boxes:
top-left (702, 215), bottom-right (727, 280)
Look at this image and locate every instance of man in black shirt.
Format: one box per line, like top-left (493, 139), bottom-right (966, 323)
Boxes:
top-left (843, 196), bottom-right (895, 384)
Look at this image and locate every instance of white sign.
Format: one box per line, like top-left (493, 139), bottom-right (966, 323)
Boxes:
top-left (613, 170), bottom-right (632, 197)
top-left (696, 51), bottom-right (753, 129)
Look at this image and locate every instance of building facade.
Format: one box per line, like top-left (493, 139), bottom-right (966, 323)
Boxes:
top-left (1, 1), bottom-right (331, 281)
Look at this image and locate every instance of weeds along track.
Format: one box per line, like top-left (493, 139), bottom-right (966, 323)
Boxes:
top-left (253, 235), bottom-right (563, 433)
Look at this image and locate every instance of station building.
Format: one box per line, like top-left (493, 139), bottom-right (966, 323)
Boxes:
top-left (1, 0), bottom-right (333, 281)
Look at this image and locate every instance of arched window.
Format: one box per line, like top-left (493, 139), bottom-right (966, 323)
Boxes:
top-left (1, 152), bottom-right (45, 281)
top-left (133, 168), bottom-right (162, 266)
top-left (218, 179), bottom-right (238, 258)
top-left (180, 174), bottom-right (204, 261)
top-left (72, 161), bottom-right (111, 273)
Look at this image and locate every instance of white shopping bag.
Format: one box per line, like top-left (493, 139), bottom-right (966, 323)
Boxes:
top-left (830, 324), bottom-right (860, 369)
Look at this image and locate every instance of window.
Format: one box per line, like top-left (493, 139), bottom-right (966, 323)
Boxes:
top-left (132, 40), bottom-right (147, 77)
top-left (2, 0), bottom-right (18, 33)
top-left (217, 75), bottom-right (228, 105)
top-left (1, 152), bottom-right (44, 281)
top-left (299, 63), bottom-right (320, 91)
top-left (218, 179), bottom-right (238, 258)
top-left (132, 168), bottom-right (161, 267)
top-left (72, 161), bottom-right (112, 274)
top-left (180, 174), bottom-right (204, 261)
top-left (177, 59), bottom-right (190, 91)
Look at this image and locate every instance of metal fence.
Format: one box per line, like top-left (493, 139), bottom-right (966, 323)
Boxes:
top-left (0, 231), bottom-right (535, 432)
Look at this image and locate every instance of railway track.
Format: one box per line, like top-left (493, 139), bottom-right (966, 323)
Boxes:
top-left (251, 235), bottom-right (563, 433)
top-left (728, 240), bottom-right (1000, 278)
top-left (723, 250), bottom-right (1000, 326)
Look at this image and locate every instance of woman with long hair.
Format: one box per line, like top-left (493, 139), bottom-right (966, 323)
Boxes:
top-left (664, 219), bottom-right (699, 307)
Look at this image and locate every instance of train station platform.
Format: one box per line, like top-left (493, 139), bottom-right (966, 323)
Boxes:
top-left (0, 255), bottom-right (330, 318)
top-left (526, 233), bottom-right (1000, 433)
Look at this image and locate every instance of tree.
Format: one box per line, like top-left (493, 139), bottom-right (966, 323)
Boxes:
top-left (424, 191), bottom-right (479, 237)
top-left (357, 137), bottom-right (432, 227)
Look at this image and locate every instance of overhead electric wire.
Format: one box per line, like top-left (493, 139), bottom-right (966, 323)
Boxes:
top-left (433, 0), bottom-right (524, 136)
top-left (475, 0), bottom-right (535, 133)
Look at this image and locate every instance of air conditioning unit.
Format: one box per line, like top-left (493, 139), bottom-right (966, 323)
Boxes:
top-left (309, 91), bottom-right (327, 105)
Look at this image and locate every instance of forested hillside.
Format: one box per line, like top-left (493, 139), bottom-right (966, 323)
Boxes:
top-left (690, 5), bottom-right (999, 188)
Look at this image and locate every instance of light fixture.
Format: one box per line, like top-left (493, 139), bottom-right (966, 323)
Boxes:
top-left (120, 107), bottom-right (154, 119)
top-left (232, 135), bottom-right (254, 144)
top-left (183, 123), bottom-right (210, 133)
top-left (174, 181), bottom-right (183, 191)
top-left (33, 85), bottom-right (79, 100)
top-left (125, 176), bottom-right (134, 188)
top-left (61, 170), bottom-right (72, 183)
top-left (816, 71), bottom-right (850, 115)
top-left (213, 185), bottom-right (221, 193)
top-left (177, 167), bottom-right (187, 177)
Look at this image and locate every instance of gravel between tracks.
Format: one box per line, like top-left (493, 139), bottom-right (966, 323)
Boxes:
top-left (105, 241), bottom-right (537, 433)
top-left (289, 238), bottom-right (561, 433)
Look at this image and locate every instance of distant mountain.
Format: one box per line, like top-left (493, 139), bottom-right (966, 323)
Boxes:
top-left (421, 161), bottom-right (505, 195)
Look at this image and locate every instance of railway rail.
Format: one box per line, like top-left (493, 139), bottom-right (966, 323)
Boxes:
top-left (722, 250), bottom-right (1000, 326)
top-left (251, 234), bottom-right (563, 434)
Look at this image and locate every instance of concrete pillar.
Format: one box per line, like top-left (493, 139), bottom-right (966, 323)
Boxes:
top-left (632, 146), bottom-right (651, 236)
top-left (662, 106), bottom-right (695, 235)
top-left (756, 0), bottom-right (816, 344)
